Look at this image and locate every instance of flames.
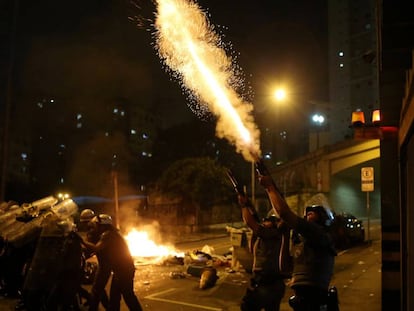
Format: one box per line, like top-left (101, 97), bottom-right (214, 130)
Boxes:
top-left (124, 228), bottom-right (184, 262)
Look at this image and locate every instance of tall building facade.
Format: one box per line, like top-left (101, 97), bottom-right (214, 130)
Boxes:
top-left (3, 95), bottom-right (161, 201)
top-left (328, 0), bottom-right (379, 143)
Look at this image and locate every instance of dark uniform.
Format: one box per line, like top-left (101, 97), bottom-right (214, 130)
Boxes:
top-left (288, 215), bottom-right (336, 311)
top-left (79, 222), bottom-right (110, 310)
top-left (256, 169), bottom-right (338, 311)
top-left (45, 231), bottom-right (83, 310)
top-left (241, 218), bottom-right (289, 311)
top-left (87, 225), bottom-right (142, 311)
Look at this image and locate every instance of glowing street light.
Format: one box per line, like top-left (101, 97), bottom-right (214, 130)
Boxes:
top-left (311, 113), bottom-right (325, 149)
top-left (273, 88), bottom-right (287, 102)
top-left (252, 87), bottom-right (288, 204)
top-left (312, 113), bottom-right (325, 126)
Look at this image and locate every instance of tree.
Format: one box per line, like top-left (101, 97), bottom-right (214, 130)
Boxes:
top-left (155, 157), bottom-right (233, 210)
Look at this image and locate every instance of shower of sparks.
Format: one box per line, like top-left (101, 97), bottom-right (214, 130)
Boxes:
top-left (154, 0), bottom-right (260, 161)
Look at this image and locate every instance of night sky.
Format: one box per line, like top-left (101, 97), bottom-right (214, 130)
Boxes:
top-left (11, 0), bottom-right (327, 128)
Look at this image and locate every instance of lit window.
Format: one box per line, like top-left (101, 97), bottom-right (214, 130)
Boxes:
top-left (142, 133), bottom-right (149, 139)
top-left (131, 129), bottom-right (136, 135)
top-left (21, 153), bottom-right (28, 160)
top-left (77, 123), bottom-right (82, 128)
top-left (76, 114), bottom-right (82, 120)
top-left (339, 63), bottom-right (344, 68)
top-left (120, 110), bottom-right (125, 116)
top-left (142, 151), bottom-right (147, 157)
top-left (37, 102), bottom-right (43, 108)
top-left (113, 108), bottom-right (119, 114)
top-left (59, 144), bottom-right (66, 149)
top-left (50, 99), bottom-right (54, 103)
top-left (60, 178), bottom-right (64, 184)
top-left (338, 51), bottom-right (344, 57)
top-left (105, 132), bottom-right (109, 137)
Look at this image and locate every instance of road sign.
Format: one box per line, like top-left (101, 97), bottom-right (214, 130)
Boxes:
top-left (361, 167), bottom-right (374, 192)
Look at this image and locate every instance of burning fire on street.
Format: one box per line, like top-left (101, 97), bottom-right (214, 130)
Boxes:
top-left (124, 228), bottom-right (185, 265)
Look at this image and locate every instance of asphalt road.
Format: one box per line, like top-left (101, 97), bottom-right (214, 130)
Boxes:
top-left (0, 220), bottom-right (381, 311)
top-left (130, 220), bottom-right (381, 311)
top-left (132, 220), bottom-right (382, 311)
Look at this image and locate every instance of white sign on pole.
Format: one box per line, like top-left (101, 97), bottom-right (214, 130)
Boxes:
top-left (361, 167), bottom-right (374, 192)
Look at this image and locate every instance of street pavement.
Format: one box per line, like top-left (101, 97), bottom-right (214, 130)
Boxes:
top-left (0, 222), bottom-right (381, 311)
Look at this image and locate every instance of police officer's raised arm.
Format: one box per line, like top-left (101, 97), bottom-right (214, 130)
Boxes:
top-left (258, 174), bottom-right (299, 228)
top-left (238, 193), bottom-right (261, 232)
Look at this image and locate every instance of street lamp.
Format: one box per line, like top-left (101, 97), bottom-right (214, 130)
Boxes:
top-left (273, 88), bottom-right (286, 102)
top-left (311, 113), bottom-right (325, 149)
top-left (251, 87), bottom-right (288, 204)
top-left (271, 87), bottom-right (289, 164)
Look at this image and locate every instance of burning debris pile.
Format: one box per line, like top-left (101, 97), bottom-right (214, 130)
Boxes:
top-left (124, 229), bottom-right (231, 267)
top-left (125, 228), bottom-right (185, 265)
top-left (124, 228), bottom-right (233, 290)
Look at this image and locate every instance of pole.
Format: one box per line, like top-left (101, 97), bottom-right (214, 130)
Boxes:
top-left (366, 191), bottom-right (371, 242)
top-left (113, 171), bottom-right (120, 229)
top-left (251, 161), bottom-right (255, 204)
top-left (316, 130), bottom-right (320, 149)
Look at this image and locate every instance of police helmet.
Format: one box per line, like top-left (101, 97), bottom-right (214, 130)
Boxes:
top-left (57, 220), bottom-right (74, 234)
top-left (262, 214), bottom-right (280, 225)
top-left (304, 205), bottom-right (334, 227)
top-left (80, 209), bottom-right (95, 223)
top-left (91, 214), bottom-right (113, 225)
top-left (9, 204), bottom-right (20, 210)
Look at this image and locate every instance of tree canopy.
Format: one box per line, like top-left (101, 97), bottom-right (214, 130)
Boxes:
top-left (155, 157), bottom-right (234, 209)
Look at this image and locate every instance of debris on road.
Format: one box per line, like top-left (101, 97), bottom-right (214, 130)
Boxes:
top-left (199, 267), bottom-right (219, 289)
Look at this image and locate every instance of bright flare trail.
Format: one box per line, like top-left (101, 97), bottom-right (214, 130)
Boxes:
top-left (154, 0), bottom-right (260, 160)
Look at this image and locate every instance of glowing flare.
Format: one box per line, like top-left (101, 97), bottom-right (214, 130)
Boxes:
top-left (154, 0), bottom-right (260, 160)
top-left (187, 41), bottom-right (252, 144)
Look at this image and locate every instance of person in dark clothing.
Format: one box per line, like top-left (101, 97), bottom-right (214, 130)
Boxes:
top-left (78, 212), bottom-right (110, 310)
top-left (258, 174), bottom-right (337, 311)
top-left (238, 193), bottom-right (292, 311)
top-left (45, 220), bottom-right (83, 311)
top-left (78, 214), bottom-right (142, 311)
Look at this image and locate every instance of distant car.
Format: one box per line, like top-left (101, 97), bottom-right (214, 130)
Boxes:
top-left (332, 213), bottom-right (365, 249)
top-left (342, 213), bottom-right (365, 242)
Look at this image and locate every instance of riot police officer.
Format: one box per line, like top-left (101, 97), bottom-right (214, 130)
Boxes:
top-left (238, 193), bottom-right (292, 311)
top-left (78, 214), bottom-right (142, 311)
top-left (78, 208), bottom-right (110, 310)
top-left (259, 175), bottom-right (337, 311)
